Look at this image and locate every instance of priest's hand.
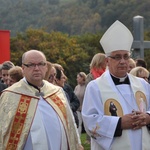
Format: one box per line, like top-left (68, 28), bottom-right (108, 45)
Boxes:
top-left (121, 113), bottom-right (135, 129)
top-left (131, 111), bottom-right (150, 130)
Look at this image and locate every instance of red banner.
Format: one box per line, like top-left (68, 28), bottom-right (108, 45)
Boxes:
top-left (0, 30), bottom-right (10, 64)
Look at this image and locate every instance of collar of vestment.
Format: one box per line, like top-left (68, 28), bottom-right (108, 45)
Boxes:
top-left (3, 78), bottom-right (60, 98)
top-left (26, 80), bottom-right (45, 96)
top-left (26, 81), bottom-right (40, 91)
top-left (110, 74), bottom-right (130, 85)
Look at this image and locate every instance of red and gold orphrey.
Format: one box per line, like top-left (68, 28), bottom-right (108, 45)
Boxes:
top-left (50, 94), bottom-right (68, 126)
top-left (6, 95), bottom-right (31, 150)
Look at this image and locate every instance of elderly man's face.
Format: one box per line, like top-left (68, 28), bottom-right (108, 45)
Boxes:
top-left (107, 50), bottom-right (130, 77)
top-left (22, 51), bottom-right (47, 87)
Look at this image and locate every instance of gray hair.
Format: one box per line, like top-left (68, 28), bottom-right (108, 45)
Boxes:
top-left (2, 61), bottom-right (14, 70)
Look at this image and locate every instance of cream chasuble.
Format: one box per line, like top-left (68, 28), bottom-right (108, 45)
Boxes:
top-left (0, 79), bottom-right (80, 150)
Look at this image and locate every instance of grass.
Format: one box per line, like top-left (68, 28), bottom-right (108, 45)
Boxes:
top-left (80, 133), bottom-right (90, 150)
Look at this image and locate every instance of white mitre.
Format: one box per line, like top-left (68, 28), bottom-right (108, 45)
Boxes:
top-left (100, 20), bottom-right (133, 54)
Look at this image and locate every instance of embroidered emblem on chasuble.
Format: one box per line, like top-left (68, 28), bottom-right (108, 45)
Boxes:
top-left (135, 91), bottom-right (147, 112)
top-left (49, 94), bottom-right (68, 126)
top-left (6, 95), bottom-right (31, 150)
top-left (91, 123), bottom-right (100, 139)
top-left (104, 99), bottom-right (123, 117)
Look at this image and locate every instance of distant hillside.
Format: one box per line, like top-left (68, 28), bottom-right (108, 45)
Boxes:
top-left (0, 0), bottom-right (150, 36)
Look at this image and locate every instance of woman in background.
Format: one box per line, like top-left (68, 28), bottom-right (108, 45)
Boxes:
top-left (74, 72), bottom-right (87, 136)
top-left (85, 53), bottom-right (107, 85)
top-left (7, 66), bottom-right (23, 86)
top-left (129, 66), bottom-right (149, 82)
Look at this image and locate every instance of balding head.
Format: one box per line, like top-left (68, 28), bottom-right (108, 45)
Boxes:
top-left (22, 50), bottom-right (46, 64)
top-left (22, 50), bottom-right (47, 87)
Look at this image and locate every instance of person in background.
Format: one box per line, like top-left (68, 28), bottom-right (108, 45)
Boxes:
top-left (85, 53), bottom-right (107, 86)
top-left (54, 66), bottom-right (80, 128)
top-left (135, 58), bottom-right (150, 83)
top-left (44, 61), bottom-right (57, 84)
top-left (44, 61), bottom-right (52, 81)
top-left (0, 50), bottom-right (83, 150)
top-left (53, 64), bottom-right (80, 117)
top-left (54, 67), bottom-right (66, 88)
top-left (48, 66), bottom-right (57, 84)
top-left (82, 20), bottom-right (150, 150)
top-left (7, 66), bottom-right (23, 86)
top-left (1, 61), bottom-right (14, 86)
top-left (129, 66), bottom-right (149, 82)
top-left (63, 83), bottom-right (80, 128)
top-left (135, 58), bottom-right (147, 68)
top-left (44, 62), bottom-right (66, 85)
top-left (128, 58), bottom-right (136, 72)
top-left (53, 63), bottom-right (64, 72)
top-left (74, 72), bottom-right (87, 136)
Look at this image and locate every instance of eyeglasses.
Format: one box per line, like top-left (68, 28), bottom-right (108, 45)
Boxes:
top-left (108, 54), bottom-right (130, 61)
top-left (23, 62), bottom-right (46, 68)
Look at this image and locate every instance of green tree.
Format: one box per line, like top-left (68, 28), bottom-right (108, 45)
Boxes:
top-left (10, 28), bottom-right (91, 87)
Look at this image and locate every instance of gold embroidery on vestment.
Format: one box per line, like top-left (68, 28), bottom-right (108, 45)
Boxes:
top-left (6, 95), bottom-right (31, 150)
top-left (49, 94), bottom-right (68, 126)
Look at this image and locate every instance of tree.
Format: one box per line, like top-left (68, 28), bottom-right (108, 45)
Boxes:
top-left (10, 28), bottom-right (91, 86)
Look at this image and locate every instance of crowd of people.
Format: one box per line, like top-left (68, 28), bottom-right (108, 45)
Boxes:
top-left (1, 20), bottom-right (150, 150)
top-left (0, 50), bottom-right (83, 150)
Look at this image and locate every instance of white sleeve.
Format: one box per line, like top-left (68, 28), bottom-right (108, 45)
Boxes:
top-left (82, 80), bottom-right (119, 150)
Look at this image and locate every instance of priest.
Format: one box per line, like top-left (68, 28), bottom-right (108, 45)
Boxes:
top-left (0, 50), bottom-right (83, 150)
top-left (82, 20), bottom-right (150, 150)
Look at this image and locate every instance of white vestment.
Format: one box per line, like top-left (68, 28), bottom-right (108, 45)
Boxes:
top-left (82, 70), bottom-right (150, 150)
top-left (24, 96), bottom-right (68, 150)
